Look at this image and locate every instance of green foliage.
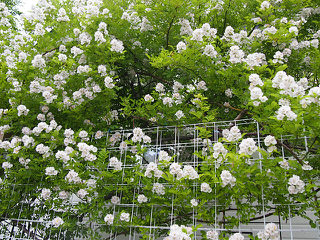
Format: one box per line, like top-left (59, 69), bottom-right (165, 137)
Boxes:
top-left (0, 0), bottom-right (319, 239)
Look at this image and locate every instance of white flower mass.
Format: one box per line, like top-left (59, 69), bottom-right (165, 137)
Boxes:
top-left (220, 170), bottom-right (236, 187)
top-left (52, 217), bottom-right (64, 228)
top-left (120, 212), bottom-right (130, 222)
top-left (137, 194), bottom-right (148, 203)
top-left (0, 0), bottom-right (317, 238)
top-left (238, 138), bottom-right (258, 155)
top-left (288, 175), bottom-right (305, 194)
top-left (110, 39), bottom-right (124, 53)
top-left (201, 182), bottom-right (212, 193)
top-left (104, 214), bottom-right (114, 225)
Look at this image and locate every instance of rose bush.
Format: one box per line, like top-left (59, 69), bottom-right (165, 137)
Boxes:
top-left (0, 0), bottom-right (319, 239)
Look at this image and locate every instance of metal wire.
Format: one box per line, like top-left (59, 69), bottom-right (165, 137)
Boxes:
top-left (1, 119), bottom-right (318, 239)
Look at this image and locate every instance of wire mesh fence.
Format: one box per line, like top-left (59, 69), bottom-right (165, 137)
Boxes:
top-left (0, 119), bottom-right (319, 239)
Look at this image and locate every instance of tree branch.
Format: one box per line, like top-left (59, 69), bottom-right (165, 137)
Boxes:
top-left (277, 140), bottom-right (304, 165)
top-left (222, 0), bottom-right (232, 34)
top-left (135, 70), bottom-right (170, 84)
top-left (166, 16), bottom-right (176, 49)
top-left (42, 47), bottom-right (58, 56)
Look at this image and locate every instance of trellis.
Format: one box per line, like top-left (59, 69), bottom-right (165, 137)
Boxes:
top-left (0, 119), bottom-right (319, 239)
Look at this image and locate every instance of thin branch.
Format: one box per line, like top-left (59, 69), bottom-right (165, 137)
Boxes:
top-left (277, 140), bottom-right (304, 165)
top-left (135, 70), bottom-right (170, 84)
top-left (196, 211), bottom-right (275, 224)
top-left (217, 102), bottom-right (245, 112)
top-left (234, 109), bottom-right (248, 121)
top-left (166, 16), bottom-right (176, 49)
top-left (248, 24), bottom-right (258, 37)
top-left (302, 136), bottom-right (319, 160)
top-left (42, 47), bottom-right (58, 56)
top-left (222, 0), bottom-right (232, 34)
top-left (247, 212), bottom-right (274, 222)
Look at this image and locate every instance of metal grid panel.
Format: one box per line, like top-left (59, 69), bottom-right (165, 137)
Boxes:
top-left (0, 119), bottom-right (319, 239)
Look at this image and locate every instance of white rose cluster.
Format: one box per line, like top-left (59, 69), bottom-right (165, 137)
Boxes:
top-left (229, 45), bottom-right (245, 64)
top-left (71, 46), bottom-right (84, 57)
top-left (2, 161), bottom-right (13, 170)
top-left (155, 83), bottom-right (165, 93)
top-left (201, 182), bottom-right (212, 193)
top-left (137, 194), bottom-right (148, 203)
top-left (17, 105), bottom-right (29, 116)
top-left (190, 199), bottom-right (198, 207)
top-left (179, 19), bottom-right (193, 36)
top-left (272, 71), bottom-right (305, 98)
top-left (300, 87), bottom-right (320, 108)
top-left (229, 233), bottom-right (244, 240)
top-left (95, 31), bottom-right (106, 44)
top-left (222, 126), bottom-right (242, 142)
top-left (41, 188), bottom-right (51, 200)
top-left (111, 196), bottom-right (120, 204)
top-left (45, 167), bottom-right (58, 176)
top-left (288, 175), bottom-right (305, 194)
top-left (302, 161), bottom-right (313, 171)
top-left (108, 156), bottom-right (123, 171)
top-left (52, 217), bottom-right (64, 228)
top-left (59, 191), bottom-right (69, 200)
top-left (145, 162), bottom-right (163, 178)
top-left (55, 146), bottom-right (74, 163)
top-left (225, 88), bottom-right (233, 98)
top-left (104, 76), bottom-right (115, 89)
top-left (245, 52), bottom-right (266, 69)
top-left (261, 1), bottom-right (271, 10)
top-left (79, 32), bottom-right (92, 45)
top-left (152, 182), bottom-right (165, 195)
top-left (120, 212), bottom-right (130, 222)
top-left (164, 224), bottom-right (193, 240)
top-left (158, 150), bottom-right (171, 163)
top-left (272, 51), bottom-right (284, 64)
top-left (176, 41), bottom-right (187, 53)
top-left (77, 189), bottom-right (88, 199)
top-left (65, 169), bottom-right (81, 183)
top-left (31, 54), bottom-right (46, 68)
top-left (220, 170), bottom-right (236, 187)
top-left (77, 142), bottom-right (97, 161)
top-left (144, 94), bottom-right (154, 102)
top-left (248, 74), bottom-right (267, 106)
top-left (140, 17), bottom-right (153, 32)
top-left (223, 26), bottom-right (234, 40)
top-left (190, 23), bottom-right (217, 42)
top-left (35, 143), bottom-right (51, 157)
top-left (239, 138), bottom-right (258, 156)
top-left (175, 110), bottom-right (185, 120)
top-left (110, 39), bottom-right (124, 53)
top-left (213, 142), bottom-right (228, 159)
top-left (169, 163), bottom-right (199, 180)
top-left (132, 127), bottom-right (151, 143)
top-left (162, 97), bottom-right (173, 106)
top-left (181, 165), bottom-right (199, 180)
top-left (119, 141), bottom-right (128, 153)
top-left (276, 105), bottom-right (297, 121)
top-left (64, 128), bottom-right (75, 146)
top-left (264, 135), bottom-right (277, 152)
top-left (249, 74), bottom-right (264, 90)
top-left (104, 214), bottom-right (114, 225)
top-left (206, 230), bottom-right (219, 240)
top-left (203, 44), bottom-right (217, 58)
top-left (279, 159), bottom-right (290, 170)
top-left (258, 223), bottom-right (280, 240)
top-left (250, 87), bottom-right (268, 106)
top-left (57, 8), bottom-right (70, 22)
